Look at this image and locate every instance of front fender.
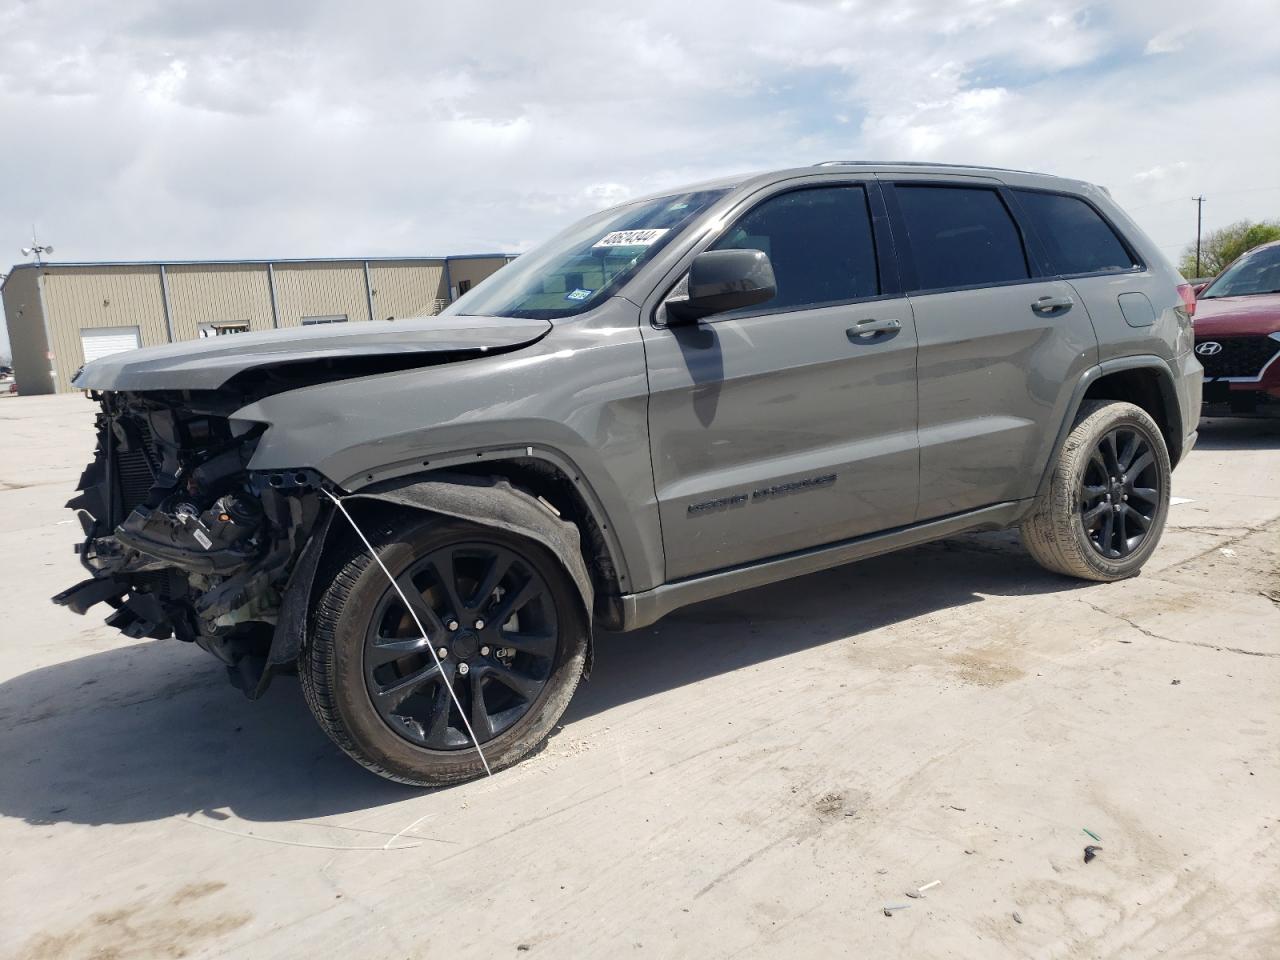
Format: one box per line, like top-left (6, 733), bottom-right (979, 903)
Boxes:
top-left (232, 301), bottom-right (665, 594)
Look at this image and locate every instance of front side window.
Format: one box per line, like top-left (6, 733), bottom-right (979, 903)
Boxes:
top-left (1014, 190), bottom-right (1137, 276)
top-left (709, 185), bottom-right (879, 313)
top-left (1200, 244), bottom-right (1280, 298)
top-left (895, 185), bottom-right (1029, 291)
top-left (443, 189), bottom-right (727, 320)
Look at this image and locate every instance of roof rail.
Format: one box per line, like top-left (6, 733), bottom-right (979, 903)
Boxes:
top-left (814, 160), bottom-right (1042, 176)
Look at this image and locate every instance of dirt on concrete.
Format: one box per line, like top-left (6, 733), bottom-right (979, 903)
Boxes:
top-left (1, 394), bottom-right (1277, 959)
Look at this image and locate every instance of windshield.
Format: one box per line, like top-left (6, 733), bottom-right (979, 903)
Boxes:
top-left (1200, 244), bottom-right (1280, 298)
top-left (442, 189), bottom-right (728, 320)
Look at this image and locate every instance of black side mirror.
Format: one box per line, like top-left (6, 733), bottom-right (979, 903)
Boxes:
top-left (665, 249), bottom-right (776, 325)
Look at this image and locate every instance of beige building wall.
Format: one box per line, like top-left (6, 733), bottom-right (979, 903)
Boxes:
top-left (368, 260), bottom-right (447, 322)
top-left (449, 257), bottom-right (512, 298)
top-left (167, 263), bottom-right (275, 339)
top-left (3, 256), bottom-right (515, 392)
top-left (273, 261), bottom-right (370, 326)
top-left (40, 266), bottom-right (169, 393)
top-left (1, 268), bottom-right (54, 395)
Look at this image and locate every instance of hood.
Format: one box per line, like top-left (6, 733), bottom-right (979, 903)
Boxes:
top-left (1194, 293), bottom-right (1280, 338)
top-left (72, 314), bottom-right (552, 392)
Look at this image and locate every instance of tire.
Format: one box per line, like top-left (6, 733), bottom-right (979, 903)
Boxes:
top-left (1020, 400), bottom-right (1172, 582)
top-left (300, 513), bottom-right (588, 786)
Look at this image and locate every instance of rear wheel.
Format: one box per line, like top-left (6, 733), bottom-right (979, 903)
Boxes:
top-left (300, 515), bottom-right (588, 786)
top-left (1020, 400), bottom-right (1171, 582)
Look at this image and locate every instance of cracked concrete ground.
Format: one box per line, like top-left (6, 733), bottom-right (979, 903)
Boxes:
top-left (1, 395), bottom-right (1277, 959)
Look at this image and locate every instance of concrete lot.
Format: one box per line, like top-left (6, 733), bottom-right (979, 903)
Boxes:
top-left (1, 394), bottom-right (1277, 959)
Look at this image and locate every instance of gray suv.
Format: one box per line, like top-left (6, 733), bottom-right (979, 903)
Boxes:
top-left (56, 162), bottom-right (1203, 785)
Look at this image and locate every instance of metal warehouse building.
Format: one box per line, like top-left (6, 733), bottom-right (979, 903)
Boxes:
top-left (1, 254), bottom-right (514, 394)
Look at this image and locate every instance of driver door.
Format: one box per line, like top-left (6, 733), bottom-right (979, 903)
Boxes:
top-left (642, 181), bottom-right (920, 581)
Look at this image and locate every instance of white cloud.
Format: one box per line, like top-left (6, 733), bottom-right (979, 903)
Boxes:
top-left (1133, 162), bottom-right (1190, 183)
top-left (1144, 28), bottom-right (1188, 55)
top-left (0, 0), bottom-right (1277, 279)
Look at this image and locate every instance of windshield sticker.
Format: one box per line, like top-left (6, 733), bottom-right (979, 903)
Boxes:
top-left (564, 288), bottom-right (594, 302)
top-left (592, 228), bottom-right (669, 249)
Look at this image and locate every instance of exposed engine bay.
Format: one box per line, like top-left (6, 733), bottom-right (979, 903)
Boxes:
top-left (53, 390), bottom-right (324, 694)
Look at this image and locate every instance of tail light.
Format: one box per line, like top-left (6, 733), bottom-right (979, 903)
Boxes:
top-left (1176, 282), bottom-right (1196, 319)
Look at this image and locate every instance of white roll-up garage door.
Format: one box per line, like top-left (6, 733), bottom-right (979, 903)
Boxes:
top-left (80, 326), bottom-right (141, 363)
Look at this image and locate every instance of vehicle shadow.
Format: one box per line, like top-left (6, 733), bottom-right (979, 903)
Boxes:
top-left (0, 531), bottom-right (1083, 829)
top-left (1196, 413), bottom-right (1280, 450)
top-left (567, 531), bottom-right (1078, 722)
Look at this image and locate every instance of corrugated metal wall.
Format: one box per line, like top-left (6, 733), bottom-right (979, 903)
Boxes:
top-left (167, 263), bottom-right (274, 338)
top-left (3, 257), bottom-right (513, 391)
top-left (1, 268), bottom-right (53, 395)
top-left (448, 257), bottom-right (512, 298)
top-left (40, 266), bottom-right (169, 393)
top-left (273, 261), bottom-right (371, 326)
top-left (368, 260), bottom-right (448, 321)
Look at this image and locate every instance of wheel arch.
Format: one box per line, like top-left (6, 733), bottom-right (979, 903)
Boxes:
top-left (1037, 357), bottom-right (1186, 500)
top-left (263, 468), bottom-right (615, 693)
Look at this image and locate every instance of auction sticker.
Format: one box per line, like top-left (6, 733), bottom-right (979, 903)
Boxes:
top-left (564, 288), bottom-right (593, 301)
top-left (593, 228), bottom-right (669, 249)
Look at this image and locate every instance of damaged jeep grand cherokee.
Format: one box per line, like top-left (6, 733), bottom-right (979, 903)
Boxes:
top-left (57, 163), bottom-right (1202, 786)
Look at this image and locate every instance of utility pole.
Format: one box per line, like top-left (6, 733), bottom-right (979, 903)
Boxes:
top-left (1193, 196), bottom-right (1205, 277)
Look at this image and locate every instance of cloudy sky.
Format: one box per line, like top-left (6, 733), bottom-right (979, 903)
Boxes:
top-left (2, 0), bottom-right (1279, 327)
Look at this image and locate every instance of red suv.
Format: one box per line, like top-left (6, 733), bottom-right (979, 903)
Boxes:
top-left (1194, 239), bottom-right (1280, 412)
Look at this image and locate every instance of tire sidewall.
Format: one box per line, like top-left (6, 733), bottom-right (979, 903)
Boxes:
top-left (1059, 404), bottom-right (1172, 579)
top-left (321, 518), bottom-right (588, 785)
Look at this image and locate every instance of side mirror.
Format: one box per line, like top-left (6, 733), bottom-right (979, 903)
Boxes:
top-left (665, 249), bottom-right (776, 325)
top-left (1191, 281), bottom-right (1208, 296)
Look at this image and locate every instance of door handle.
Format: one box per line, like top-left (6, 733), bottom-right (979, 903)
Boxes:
top-left (1031, 295), bottom-right (1074, 313)
top-left (846, 318), bottom-right (902, 340)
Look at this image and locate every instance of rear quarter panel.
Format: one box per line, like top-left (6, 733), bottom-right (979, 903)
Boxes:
top-left (998, 174), bottom-right (1199, 452)
top-left (1080, 187), bottom-right (1192, 358)
top-left (1075, 186), bottom-right (1200, 443)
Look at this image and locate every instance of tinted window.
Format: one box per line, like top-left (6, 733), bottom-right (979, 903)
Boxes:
top-left (896, 186), bottom-right (1029, 290)
top-left (710, 186), bottom-right (879, 312)
top-left (1014, 190), bottom-right (1137, 275)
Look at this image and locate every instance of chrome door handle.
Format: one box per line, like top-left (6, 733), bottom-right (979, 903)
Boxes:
top-left (846, 318), bottom-right (902, 340)
top-left (1032, 295), bottom-right (1074, 313)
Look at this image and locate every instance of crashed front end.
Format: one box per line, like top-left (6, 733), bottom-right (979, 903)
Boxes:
top-left (51, 314), bottom-right (558, 698)
top-left (54, 389), bottom-right (324, 695)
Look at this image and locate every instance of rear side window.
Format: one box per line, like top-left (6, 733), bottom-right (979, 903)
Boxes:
top-left (895, 186), bottom-right (1029, 291)
top-left (1014, 190), bottom-right (1138, 276)
top-left (711, 185), bottom-right (879, 312)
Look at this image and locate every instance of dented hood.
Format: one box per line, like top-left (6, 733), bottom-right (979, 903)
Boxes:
top-left (72, 314), bottom-right (552, 392)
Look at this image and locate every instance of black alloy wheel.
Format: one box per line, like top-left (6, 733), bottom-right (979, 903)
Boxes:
top-left (1019, 400), bottom-right (1171, 583)
top-left (1078, 426), bottom-right (1161, 559)
top-left (302, 515), bottom-right (588, 786)
top-left (363, 542), bottom-right (559, 750)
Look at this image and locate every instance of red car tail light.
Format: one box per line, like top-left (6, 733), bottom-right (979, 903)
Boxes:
top-left (1176, 282), bottom-right (1196, 318)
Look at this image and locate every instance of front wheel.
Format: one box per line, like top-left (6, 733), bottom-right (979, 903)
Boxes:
top-left (300, 515), bottom-right (588, 786)
top-left (1020, 400), bottom-right (1172, 582)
